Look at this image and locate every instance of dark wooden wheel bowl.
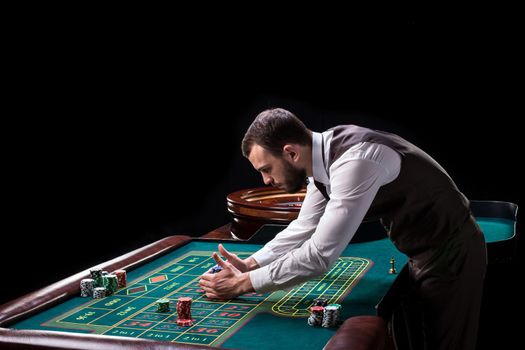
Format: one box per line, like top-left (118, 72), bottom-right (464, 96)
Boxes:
top-left (227, 187), bottom-right (306, 239)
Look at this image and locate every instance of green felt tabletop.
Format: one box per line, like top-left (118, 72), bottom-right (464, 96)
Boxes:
top-left (475, 217), bottom-right (516, 243)
top-left (11, 239), bottom-right (406, 350)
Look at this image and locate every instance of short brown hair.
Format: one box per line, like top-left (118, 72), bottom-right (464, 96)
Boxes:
top-left (241, 108), bottom-right (312, 157)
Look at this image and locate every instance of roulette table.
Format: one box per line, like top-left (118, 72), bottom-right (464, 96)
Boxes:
top-left (0, 186), bottom-right (517, 349)
top-left (0, 229), bottom-right (406, 350)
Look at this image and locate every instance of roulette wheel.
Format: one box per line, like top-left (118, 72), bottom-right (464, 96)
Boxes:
top-left (226, 187), bottom-right (306, 239)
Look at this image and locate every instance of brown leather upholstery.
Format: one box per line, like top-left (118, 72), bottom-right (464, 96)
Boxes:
top-left (324, 316), bottom-right (394, 350)
top-left (0, 328), bottom-right (213, 350)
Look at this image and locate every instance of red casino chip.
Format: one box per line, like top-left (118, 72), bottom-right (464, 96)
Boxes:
top-left (176, 319), bottom-right (194, 327)
top-left (176, 297), bottom-right (193, 326)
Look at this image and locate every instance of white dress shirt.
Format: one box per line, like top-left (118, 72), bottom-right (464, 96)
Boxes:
top-left (249, 130), bottom-right (402, 292)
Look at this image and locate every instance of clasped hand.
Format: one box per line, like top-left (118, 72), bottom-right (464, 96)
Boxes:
top-left (199, 244), bottom-right (254, 299)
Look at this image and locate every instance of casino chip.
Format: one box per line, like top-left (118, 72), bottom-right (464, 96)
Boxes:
top-left (80, 278), bottom-right (95, 297)
top-left (103, 274), bottom-right (119, 295)
top-left (308, 306), bottom-right (324, 327)
top-left (322, 304), bottom-right (341, 328)
top-left (113, 269), bottom-right (127, 288)
top-left (210, 264), bottom-right (223, 274)
top-left (156, 298), bottom-right (171, 313)
top-left (84, 268), bottom-right (127, 299)
top-left (89, 268), bottom-right (103, 288)
top-left (93, 287), bottom-right (107, 299)
top-left (307, 302), bottom-right (342, 328)
top-left (176, 297), bottom-right (194, 326)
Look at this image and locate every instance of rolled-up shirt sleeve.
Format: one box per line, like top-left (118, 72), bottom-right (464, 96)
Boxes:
top-left (249, 143), bottom-right (401, 293)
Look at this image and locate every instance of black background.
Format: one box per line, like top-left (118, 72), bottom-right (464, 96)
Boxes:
top-left (1, 18), bottom-right (522, 350)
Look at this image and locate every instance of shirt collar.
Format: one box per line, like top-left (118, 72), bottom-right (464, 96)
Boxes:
top-left (312, 131), bottom-right (330, 184)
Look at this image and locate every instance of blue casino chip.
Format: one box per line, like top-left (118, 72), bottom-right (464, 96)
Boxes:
top-left (211, 265), bottom-right (223, 273)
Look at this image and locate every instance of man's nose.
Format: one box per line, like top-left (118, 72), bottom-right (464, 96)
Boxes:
top-left (262, 174), bottom-right (272, 185)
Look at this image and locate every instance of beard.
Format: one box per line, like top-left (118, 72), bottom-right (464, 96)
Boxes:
top-left (281, 159), bottom-right (307, 193)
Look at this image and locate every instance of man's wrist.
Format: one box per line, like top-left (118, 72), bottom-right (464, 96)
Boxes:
top-left (238, 272), bottom-right (255, 295)
top-left (244, 257), bottom-right (260, 271)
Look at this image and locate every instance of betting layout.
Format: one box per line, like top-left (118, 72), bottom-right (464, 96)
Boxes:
top-left (43, 251), bottom-right (371, 347)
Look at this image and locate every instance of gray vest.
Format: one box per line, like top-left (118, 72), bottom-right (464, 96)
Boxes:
top-left (328, 125), bottom-right (471, 257)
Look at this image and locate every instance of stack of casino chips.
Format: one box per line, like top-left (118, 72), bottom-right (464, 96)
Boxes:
top-left (156, 298), bottom-right (171, 313)
top-left (80, 279), bottom-right (95, 297)
top-left (80, 268), bottom-right (127, 298)
top-left (176, 297), bottom-right (194, 326)
top-left (103, 274), bottom-right (119, 295)
top-left (93, 287), bottom-right (106, 299)
top-left (308, 306), bottom-right (325, 327)
top-left (307, 298), bottom-right (342, 328)
top-left (90, 268), bottom-right (103, 287)
top-left (113, 269), bottom-right (127, 288)
top-left (321, 304), bottom-right (341, 328)
top-left (308, 298), bottom-right (329, 327)
top-left (79, 268), bottom-right (103, 298)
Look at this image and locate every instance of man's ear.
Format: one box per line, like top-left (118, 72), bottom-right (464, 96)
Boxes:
top-left (283, 144), bottom-right (299, 162)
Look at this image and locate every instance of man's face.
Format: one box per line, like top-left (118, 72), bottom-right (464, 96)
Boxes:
top-left (248, 144), bottom-right (306, 193)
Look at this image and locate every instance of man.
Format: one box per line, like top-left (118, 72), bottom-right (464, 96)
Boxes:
top-left (199, 108), bottom-right (487, 350)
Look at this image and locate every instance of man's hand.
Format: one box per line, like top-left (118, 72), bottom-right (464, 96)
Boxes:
top-left (199, 252), bottom-right (255, 299)
top-left (216, 244), bottom-right (259, 273)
